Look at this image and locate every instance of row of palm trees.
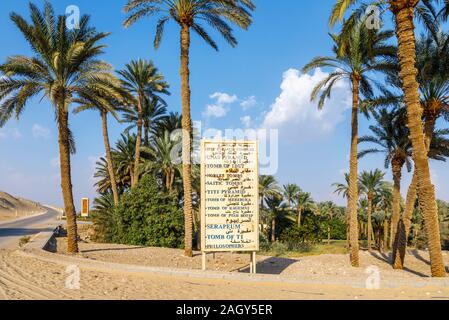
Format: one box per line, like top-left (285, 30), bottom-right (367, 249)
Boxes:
top-left (259, 176), bottom-right (342, 244)
top-left (306, 0), bottom-right (449, 276)
top-left (0, 1), bottom-right (255, 257)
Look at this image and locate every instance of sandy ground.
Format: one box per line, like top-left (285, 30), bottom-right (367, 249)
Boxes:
top-left (1, 248), bottom-right (449, 300)
top-left (56, 237), bottom-right (449, 283)
top-left (1, 223), bottom-right (449, 300)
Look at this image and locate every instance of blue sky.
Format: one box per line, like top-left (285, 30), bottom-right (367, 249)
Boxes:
top-left (1, 0), bottom-right (448, 208)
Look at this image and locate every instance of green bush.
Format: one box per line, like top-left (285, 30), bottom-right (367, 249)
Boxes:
top-left (112, 174), bottom-right (184, 248)
top-left (270, 241), bottom-right (289, 256)
top-left (280, 214), bottom-right (322, 245)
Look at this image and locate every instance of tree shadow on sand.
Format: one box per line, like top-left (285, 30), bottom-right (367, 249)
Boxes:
top-left (237, 256), bottom-right (298, 275)
top-left (369, 250), bottom-right (429, 278)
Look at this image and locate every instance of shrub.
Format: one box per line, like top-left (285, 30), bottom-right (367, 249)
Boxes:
top-left (112, 174), bottom-right (184, 248)
top-left (270, 241), bottom-right (288, 256)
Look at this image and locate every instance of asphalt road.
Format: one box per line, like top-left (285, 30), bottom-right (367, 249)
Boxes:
top-left (0, 207), bottom-right (60, 249)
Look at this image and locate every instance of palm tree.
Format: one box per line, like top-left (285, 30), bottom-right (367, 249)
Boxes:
top-left (73, 76), bottom-right (126, 206)
top-left (282, 183), bottom-right (300, 210)
top-left (303, 22), bottom-right (395, 266)
top-left (359, 107), bottom-right (412, 257)
top-left (259, 175), bottom-right (280, 236)
top-left (0, 3), bottom-right (110, 253)
top-left (317, 201), bottom-right (339, 245)
top-left (155, 112), bottom-right (182, 135)
top-left (114, 133), bottom-right (139, 187)
top-left (94, 157), bottom-right (130, 195)
top-left (123, 0), bottom-right (255, 258)
top-left (375, 182), bottom-right (393, 251)
top-left (122, 96), bottom-right (167, 147)
top-left (330, 0), bottom-right (447, 277)
top-left (148, 130), bottom-right (181, 192)
top-left (358, 170), bottom-right (386, 251)
top-left (394, 32), bottom-right (449, 263)
top-left (265, 194), bottom-right (286, 242)
top-left (118, 59), bottom-right (169, 188)
top-left (294, 191), bottom-right (315, 227)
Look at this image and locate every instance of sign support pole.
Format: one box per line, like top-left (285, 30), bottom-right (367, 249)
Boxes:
top-left (252, 251), bottom-right (257, 274)
top-left (202, 252), bottom-right (207, 271)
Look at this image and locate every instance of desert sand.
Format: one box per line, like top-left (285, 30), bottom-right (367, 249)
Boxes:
top-left (1, 246), bottom-right (449, 300)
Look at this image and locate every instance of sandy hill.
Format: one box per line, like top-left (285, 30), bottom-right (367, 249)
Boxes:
top-left (0, 191), bottom-right (45, 222)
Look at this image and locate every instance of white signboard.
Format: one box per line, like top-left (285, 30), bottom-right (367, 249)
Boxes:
top-left (201, 140), bottom-right (259, 252)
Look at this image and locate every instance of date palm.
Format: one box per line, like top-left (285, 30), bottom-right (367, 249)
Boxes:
top-left (317, 201), bottom-right (339, 245)
top-left (359, 108), bottom-right (412, 256)
top-left (282, 183), bottom-right (300, 210)
top-left (0, 3), bottom-right (110, 253)
top-left (358, 170), bottom-right (386, 251)
top-left (294, 191), bottom-right (315, 227)
top-left (148, 130), bottom-right (182, 192)
top-left (259, 175), bottom-right (280, 235)
top-left (330, 0), bottom-right (446, 277)
top-left (394, 32), bottom-right (449, 263)
top-left (114, 133), bottom-right (139, 187)
top-left (303, 22), bottom-right (395, 266)
top-left (375, 182), bottom-right (393, 251)
top-left (122, 96), bottom-right (167, 147)
top-left (123, 0), bottom-right (255, 257)
top-left (265, 194), bottom-right (286, 242)
top-left (155, 112), bottom-right (182, 135)
top-left (118, 59), bottom-right (169, 188)
top-left (73, 75), bottom-right (127, 206)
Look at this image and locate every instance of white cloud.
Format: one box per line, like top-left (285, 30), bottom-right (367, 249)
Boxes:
top-left (240, 115), bottom-right (252, 128)
top-left (0, 128), bottom-right (22, 140)
top-left (240, 96), bottom-right (257, 110)
top-left (203, 104), bottom-right (228, 118)
top-left (261, 68), bottom-right (351, 141)
top-left (203, 92), bottom-right (238, 118)
top-left (210, 92), bottom-right (237, 105)
top-left (32, 124), bottom-right (51, 139)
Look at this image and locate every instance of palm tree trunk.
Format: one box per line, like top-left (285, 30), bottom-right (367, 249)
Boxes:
top-left (132, 95), bottom-right (143, 188)
top-left (383, 218), bottom-right (389, 251)
top-left (144, 121), bottom-right (149, 147)
top-left (367, 192), bottom-right (373, 251)
top-left (101, 111), bottom-right (120, 206)
top-left (391, 159), bottom-right (404, 269)
top-left (297, 208), bottom-right (302, 227)
top-left (271, 217), bottom-right (276, 242)
top-left (328, 225), bottom-right (331, 245)
top-left (180, 24), bottom-right (193, 257)
top-left (391, 3), bottom-right (445, 277)
top-left (57, 108), bottom-right (78, 254)
top-left (395, 109), bottom-right (438, 267)
top-left (348, 75), bottom-right (360, 267)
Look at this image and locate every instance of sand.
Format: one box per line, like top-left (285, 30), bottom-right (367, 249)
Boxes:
top-left (2, 224), bottom-right (449, 300)
top-left (1, 248), bottom-right (449, 300)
